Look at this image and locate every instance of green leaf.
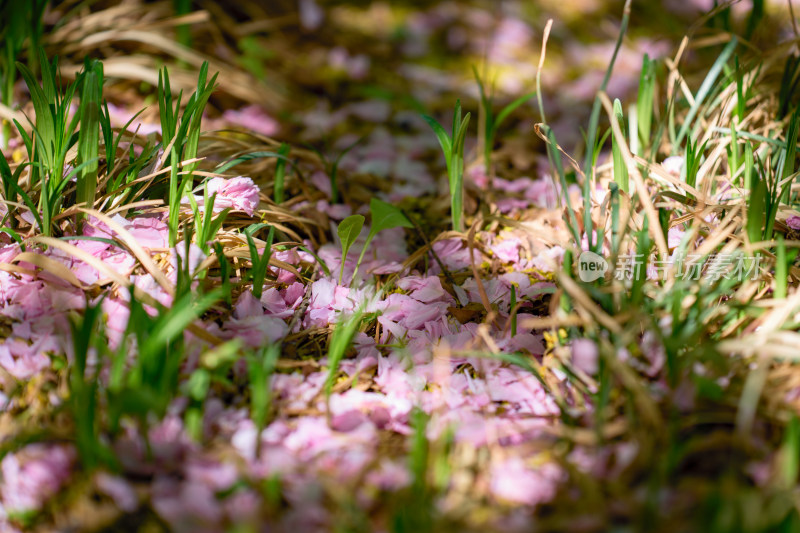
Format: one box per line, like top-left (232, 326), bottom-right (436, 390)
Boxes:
top-left (273, 143), bottom-right (291, 204)
top-left (637, 53), bottom-right (655, 150)
top-left (676, 37), bottom-right (738, 147)
top-left (776, 235), bottom-right (788, 299)
top-left (77, 59), bottom-right (103, 223)
top-left (494, 352), bottom-right (551, 394)
top-left (248, 343), bottom-right (280, 443)
top-left (452, 99), bottom-right (462, 140)
top-left (214, 150), bottom-right (290, 174)
top-left (186, 369), bottom-right (210, 402)
top-left (422, 100), bottom-right (471, 232)
top-left (420, 114), bottom-right (452, 162)
top-left (337, 214), bottom-right (364, 284)
top-left (447, 108), bottom-right (471, 233)
top-left (0, 227), bottom-right (24, 248)
top-left (581, 0), bottom-right (634, 250)
top-left (494, 91), bottom-right (536, 130)
top-left (246, 225), bottom-right (275, 299)
top-left (612, 98), bottom-right (629, 193)
top-left (16, 60), bottom-right (54, 151)
top-left (744, 141), bottom-right (754, 192)
top-left (200, 338), bottom-right (243, 369)
top-left (140, 288), bottom-right (222, 362)
top-left (325, 310), bottom-right (364, 399)
top-left (350, 199), bottom-right (413, 285)
top-left (453, 113), bottom-right (471, 159)
top-left (472, 65), bottom-right (495, 174)
top-left (58, 235), bottom-right (120, 248)
top-left (367, 197), bottom-right (413, 238)
top-left (297, 244), bottom-right (331, 277)
top-left (780, 105), bottom-right (800, 205)
top-left (779, 416), bottom-right (800, 488)
top-left (747, 173), bottom-right (766, 244)
top-left (159, 62), bottom-right (219, 247)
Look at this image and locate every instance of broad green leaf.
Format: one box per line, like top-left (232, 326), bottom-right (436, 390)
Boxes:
top-left (337, 214), bottom-right (364, 284)
top-left (349, 199), bottom-right (413, 285)
top-left (367, 197), bottom-right (413, 239)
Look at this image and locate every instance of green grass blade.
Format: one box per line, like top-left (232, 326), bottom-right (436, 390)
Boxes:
top-left (325, 309), bottom-right (364, 400)
top-left (421, 114), bottom-right (453, 166)
top-left (637, 53), bottom-right (655, 152)
top-left (273, 143), bottom-right (290, 204)
top-left (675, 37), bottom-right (738, 148)
top-left (494, 91), bottom-right (536, 130)
top-left (76, 59), bottom-right (103, 224)
top-left (612, 98), bottom-right (629, 193)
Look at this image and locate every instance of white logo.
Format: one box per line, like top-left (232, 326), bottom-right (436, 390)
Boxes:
top-left (578, 251), bottom-right (608, 282)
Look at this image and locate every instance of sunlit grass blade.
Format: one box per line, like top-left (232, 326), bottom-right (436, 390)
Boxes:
top-left (246, 224), bottom-right (275, 299)
top-left (780, 105), bottom-right (799, 203)
top-left (747, 166), bottom-right (766, 244)
top-left (612, 98), bottom-right (628, 193)
top-left (16, 51), bottom-right (82, 236)
top-left (637, 53), bottom-right (656, 153)
top-left (472, 65), bottom-right (535, 174)
top-left (140, 287), bottom-right (223, 363)
top-left (675, 37), bottom-right (738, 148)
top-left (76, 59), bottom-right (103, 224)
top-left (159, 61), bottom-right (218, 247)
top-left (188, 184), bottom-right (230, 255)
top-left (422, 100), bottom-right (470, 232)
top-left (582, 0), bottom-right (632, 251)
top-left (776, 235), bottom-right (788, 299)
top-left (450, 109), bottom-right (471, 233)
